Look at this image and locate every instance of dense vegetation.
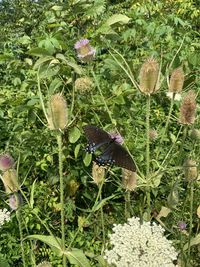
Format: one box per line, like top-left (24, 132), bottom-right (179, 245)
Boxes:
top-left (0, 0), bottom-right (199, 266)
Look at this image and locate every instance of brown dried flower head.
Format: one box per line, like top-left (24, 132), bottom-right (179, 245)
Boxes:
top-left (139, 57), bottom-right (159, 95)
top-left (122, 168), bottom-right (137, 191)
top-left (92, 162), bottom-right (105, 185)
top-left (169, 67), bottom-right (184, 93)
top-left (75, 77), bottom-right (93, 94)
top-left (149, 129), bottom-right (158, 141)
top-left (183, 159), bottom-right (198, 182)
top-left (47, 94), bottom-right (67, 130)
top-left (1, 169), bottom-right (19, 193)
top-left (179, 90), bottom-right (196, 125)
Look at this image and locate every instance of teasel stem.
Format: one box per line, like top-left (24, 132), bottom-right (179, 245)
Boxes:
top-left (146, 95), bottom-right (151, 220)
top-left (187, 181), bottom-right (194, 266)
top-left (57, 133), bottom-right (66, 266)
top-left (99, 182), bottom-right (106, 252)
top-left (124, 191), bottom-right (131, 219)
top-left (15, 192), bottom-right (26, 267)
top-left (156, 96), bottom-right (174, 159)
top-left (91, 69), bottom-right (115, 125)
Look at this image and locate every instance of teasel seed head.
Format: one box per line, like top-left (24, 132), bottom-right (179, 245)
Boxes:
top-left (179, 90), bottom-right (196, 125)
top-left (92, 162), bottom-right (105, 185)
top-left (75, 77), bottom-right (93, 94)
top-left (183, 159), bottom-right (198, 182)
top-left (149, 129), bottom-right (158, 141)
top-left (189, 129), bottom-right (200, 141)
top-left (0, 154), bottom-right (15, 171)
top-left (122, 168), bottom-right (137, 191)
top-left (169, 67), bottom-right (184, 93)
top-left (47, 94), bottom-right (67, 130)
top-left (1, 169), bottom-right (19, 193)
top-left (36, 261), bottom-right (52, 267)
top-left (139, 57), bottom-right (159, 95)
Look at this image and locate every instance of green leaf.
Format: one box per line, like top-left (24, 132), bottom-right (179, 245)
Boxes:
top-left (26, 235), bottom-right (62, 255)
top-left (183, 233), bottom-right (200, 251)
top-left (69, 127), bottom-right (81, 143)
top-left (83, 153), bottom-right (92, 167)
top-left (28, 48), bottom-right (52, 56)
top-left (106, 14), bottom-right (131, 26)
top-left (30, 179), bottom-right (37, 209)
top-left (65, 248), bottom-right (91, 267)
top-left (74, 144), bottom-right (81, 159)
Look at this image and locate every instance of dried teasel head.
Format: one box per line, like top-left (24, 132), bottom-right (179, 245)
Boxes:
top-left (122, 168), bottom-right (137, 191)
top-left (169, 67), bottom-right (184, 93)
top-left (1, 169), bottom-right (19, 193)
top-left (179, 90), bottom-right (196, 125)
top-left (47, 94), bottom-right (67, 130)
top-left (139, 57), bottom-right (159, 95)
top-left (75, 77), bottom-right (93, 94)
top-left (183, 159), bottom-right (198, 182)
top-left (92, 162), bottom-right (105, 185)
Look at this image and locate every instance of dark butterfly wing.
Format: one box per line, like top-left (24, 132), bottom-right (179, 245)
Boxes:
top-left (96, 142), bottom-right (136, 172)
top-left (83, 125), bottom-right (112, 153)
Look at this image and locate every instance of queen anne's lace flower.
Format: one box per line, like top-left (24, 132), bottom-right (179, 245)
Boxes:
top-left (0, 208), bottom-right (11, 227)
top-left (104, 217), bottom-right (178, 267)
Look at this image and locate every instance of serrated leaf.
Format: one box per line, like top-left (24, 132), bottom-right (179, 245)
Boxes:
top-left (69, 127), bottom-right (81, 143)
top-left (106, 14), bottom-right (131, 26)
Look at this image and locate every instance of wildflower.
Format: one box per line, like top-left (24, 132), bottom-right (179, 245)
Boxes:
top-left (75, 77), bottom-right (93, 94)
top-left (0, 154), bottom-right (14, 171)
top-left (74, 39), bottom-right (95, 62)
top-left (149, 129), bottom-right (158, 140)
top-left (109, 132), bottom-right (124, 145)
top-left (122, 169), bottom-right (137, 191)
top-left (92, 161), bottom-right (105, 185)
top-left (169, 67), bottom-right (184, 93)
top-left (139, 57), bottom-right (159, 95)
top-left (104, 216), bottom-right (178, 267)
top-left (1, 169), bottom-right (19, 193)
top-left (179, 90), bottom-right (196, 125)
top-left (183, 159), bottom-right (198, 182)
top-left (0, 208), bottom-right (11, 227)
top-left (47, 94), bottom-right (67, 130)
top-left (36, 261), bottom-right (52, 267)
top-left (178, 221), bottom-right (187, 231)
top-left (9, 193), bottom-right (23, 210)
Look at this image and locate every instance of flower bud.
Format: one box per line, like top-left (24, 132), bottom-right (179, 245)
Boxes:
top-left (169, 67), bottom-right (184, 93)
top-left (9, 193), bottom-right (23, 210)
top-left (149, 129), bottom-right (158, 141)
top-left (36, 262), bottom-right (52, 267)
top-left (92, 162), bottom-right (105, 185)
top-left (122, 169), bottom-right (137, 191)
top-left (179, 90), bottom-right (196, 125)
top-left (47, 94), bottom-right (67, 130)
top-left (1, 169), bottom-right (19, 193)
top-left (75, 77), bottom-right (93, 94)
top-left (0, 154), bottom-right (14, 171)
top-left (183, 159), bottom-right (198, 182)
top-left (189, 129), bottom-right (200, 141)
top-left (139, 57), bottom-right (159, 95)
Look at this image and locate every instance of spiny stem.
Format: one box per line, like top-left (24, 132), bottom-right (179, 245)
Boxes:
top-left (124, 191), bottom-right (131, 219)
top-left (57, 133), bottom-right (66, 266)
top-left (187, 181), bottom-right (194, 266)
top-left (146, 95), bottom-right (151, 220)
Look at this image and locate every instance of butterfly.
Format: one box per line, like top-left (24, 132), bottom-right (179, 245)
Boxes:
top-left (83, 125), bottom-right (136, 172)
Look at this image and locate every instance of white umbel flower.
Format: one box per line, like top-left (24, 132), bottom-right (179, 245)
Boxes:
top-left (0, 208), bottom-right (11, 227)
top-left (104, 217), bottom-right (178, 267)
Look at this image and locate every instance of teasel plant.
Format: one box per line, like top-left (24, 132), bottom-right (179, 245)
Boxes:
top-left (37, 72), bottom-right (68, 266)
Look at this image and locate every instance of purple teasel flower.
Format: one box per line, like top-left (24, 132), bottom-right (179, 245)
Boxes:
top-left (0, 154), bottom-right (15, 171)
top-left (178, 221), bottom-right (187, 231)
top-left (74, 39), bottom-right (95, 62)
top-left (109, 132), bottom-right (124, 145)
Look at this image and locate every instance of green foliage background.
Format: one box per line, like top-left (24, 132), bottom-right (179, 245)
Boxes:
top-left (0, 0), bottom-right (199, 266)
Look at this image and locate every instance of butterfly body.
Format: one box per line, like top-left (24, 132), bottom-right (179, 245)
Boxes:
top-left (83, 125), bottom-right (136, 172)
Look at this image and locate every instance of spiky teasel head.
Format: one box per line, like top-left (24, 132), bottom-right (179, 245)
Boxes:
top-left (92, 162), bottom-right (105, 185)
top-left (139, 57), bottom-right (159, 95)
top-left (75, 77), bottom-right (93, 94)
top-left (0, 154), bottom-right (15, 171)
top-left (179, 90), bottom-right (196, 125)
top-left (36, 261), bottom-right (52, 267)
top-left (122, 168), bottom-right (137, 191)
top-left (183, 159), bottom-right (198, 182)
top-left (149, 129), bottom-right (158, 141)
top-left (169, 67), bottom-right (184, 93)
top-left (1, 169), bottom-right (19, 193)
top-left (47, 94), bottom-right (67, 130)
top-left (189, 129), bottom-right (200, 141)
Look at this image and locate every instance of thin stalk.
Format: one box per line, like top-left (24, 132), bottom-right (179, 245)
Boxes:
top-left (146, 95), bottom-right (151, 220)
top-left (99, 186), bottom-right (105, 252)
top-left (15, 193), bottom-right (26, 267)
top-left (57, 133), bottom-right (66, 266)
top-left (187, 181), bottom-right (194, 266)
top-left (124, 191), bottom-right (131, 219)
